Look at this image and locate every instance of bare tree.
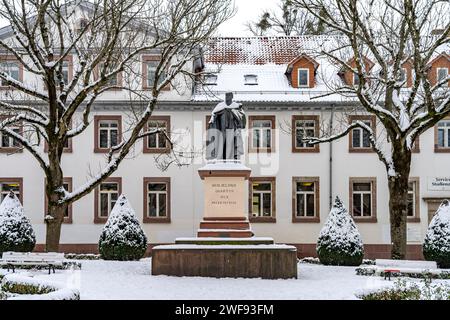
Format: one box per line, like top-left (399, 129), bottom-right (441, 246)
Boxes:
top-left (0, 0), bottom-right (233, 251)
top-left (295, 0), bottom-right (450, 259)
top-left (245, 0), bottom-right (326, 36)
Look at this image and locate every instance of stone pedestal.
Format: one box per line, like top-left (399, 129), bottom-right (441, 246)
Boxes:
top-left (197, 161), bottom-right (252, 237)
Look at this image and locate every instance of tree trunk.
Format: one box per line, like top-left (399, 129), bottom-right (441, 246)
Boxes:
top-left (388, 149), bottom-right (412, 260)
top-left (45, 204), bottom-right (66, 252)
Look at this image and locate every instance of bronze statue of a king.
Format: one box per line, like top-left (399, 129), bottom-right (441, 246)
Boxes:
top-left (206, 92), bottom-right (246, 160)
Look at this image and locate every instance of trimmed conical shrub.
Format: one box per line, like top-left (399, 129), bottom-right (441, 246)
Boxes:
top-left (423, 200), bottom-right (450, 268)
top-left (98, 194), bottom-right (148, 261)
top-left (0, 192), bottom-right (36, 254)
top-left (317, 196), bottom-right (364, 266)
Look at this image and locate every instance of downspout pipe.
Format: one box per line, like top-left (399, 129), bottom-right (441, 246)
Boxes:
top-left (329, 104), bottom-right (335, 210)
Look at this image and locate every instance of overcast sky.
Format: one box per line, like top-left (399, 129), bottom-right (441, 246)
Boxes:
top-left (217, 0), bottom-right (277, 36)
top-left (0, 0), bottom-right (277, 34)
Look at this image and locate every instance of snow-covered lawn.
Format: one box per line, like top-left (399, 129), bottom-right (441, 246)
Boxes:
top-left (9, 260), bottom-right (401, 300)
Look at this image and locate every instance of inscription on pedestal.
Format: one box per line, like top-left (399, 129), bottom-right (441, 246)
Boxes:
top-left (204, 177), bottom-right (246, 218)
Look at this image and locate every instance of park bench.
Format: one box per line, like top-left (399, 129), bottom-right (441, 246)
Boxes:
top-left (375, 259), bottom-right (438, 280)
top-left (0, 252), bottom-right (65, 274)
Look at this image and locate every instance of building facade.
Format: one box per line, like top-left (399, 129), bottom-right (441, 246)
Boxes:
top-left (1, 35), bottom-right (450, 259)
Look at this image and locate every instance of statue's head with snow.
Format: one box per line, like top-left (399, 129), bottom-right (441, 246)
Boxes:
top-left (206, 92), bottom-right (246, 161)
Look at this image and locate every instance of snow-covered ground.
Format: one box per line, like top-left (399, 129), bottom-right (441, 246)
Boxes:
top-left (12, 260), bottom-right (401, 300)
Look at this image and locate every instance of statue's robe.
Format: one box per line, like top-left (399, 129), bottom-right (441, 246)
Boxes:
top-left (206, 102), bottom-right (246, 160)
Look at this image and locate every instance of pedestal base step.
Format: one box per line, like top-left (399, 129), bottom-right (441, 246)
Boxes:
top-left (151, 244), bottom-right (298, 279)
top-left (175, 237), bottom-right (274, 245)
top-left (197, 229), bottom-right (254, 238)
top-left (200, 220), bottom-right (251, 230)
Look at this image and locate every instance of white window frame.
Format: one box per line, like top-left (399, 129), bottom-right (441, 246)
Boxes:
top-left (147, 183), bottom-right (168, 218)
top-left (353, 73), bottom-right (360, 86)
top-left (244, 74), bottom-right (258, 85)
top-left (98, 182), bottom-right (119, 218)
top-left (437, 67), bottom-right (449, 87)
top-left (407, 181), bottom-right (416, 218)
top-left (295, 181), bottom-right (316, 217)
top-left (352, 120), bottom-right (372, 148)
top-left (98, 120), bottom-right (119, 149)
top-left (251, 181), bottom-right (273, 217)
top-left (295, 120), bottom-right (316, 148)
top-left (399, 67), bottom-right (407, 86)
top-left (0, 182), bottom-right (21, 202)
top-left (0, 126), bottom-right (20, 148)
top-left (251, 120), bottom-right (272, 149)
top-left (352, 182), bottom-right (372, 217)
top-left (297, 68), bottom-right (310, 87)
top-left (437, 120), bottom-right (450, 148)
top-left (0, 61), bottom-right (20, 85)
top-left (147, 120), bottom-right (168, 149)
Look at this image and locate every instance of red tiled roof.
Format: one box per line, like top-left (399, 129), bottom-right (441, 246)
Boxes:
top-left (205, 36), bottom-right (329, 65)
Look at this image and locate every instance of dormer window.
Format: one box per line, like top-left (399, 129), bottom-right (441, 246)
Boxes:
top-left (204, 74), bottom-right (217, 85)
top-left (297, 69), bottom-right (309, 87)
top-left (399, 68), bottom-right (407, 84)
top-left (353, 73), bottom-right (360, 86)
top-left (244, 74), bottom-right (258, 85)
top-left (437, 68), bottom-right (448, 87)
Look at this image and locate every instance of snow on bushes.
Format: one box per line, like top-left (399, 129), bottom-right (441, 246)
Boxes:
top-left (2, 273), bottom-right (80, 300)
top-left (317, 197), bottom-right (364, 266)
top-left (423, 200), bottom-right (450, 268)
top-left (98, 195), bottom-right (148, 261)
top-left (0, 192), bottom-right (36, 254)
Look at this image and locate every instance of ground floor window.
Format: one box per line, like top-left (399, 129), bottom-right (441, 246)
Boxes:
top-left (407, 178), bottom-right (420, 222)
top-left (349, 177), bottom-right (377, 222)
top-left (0, 178), bottom-right (22, 203)
top-left (94, 177), bottom-right (122, 223)
top-left (143, 177), bottom-right (171, 223)
top-left (292, 177), bottom-right (320, 222)
top-left (249, 177), bottom-right (276, 222)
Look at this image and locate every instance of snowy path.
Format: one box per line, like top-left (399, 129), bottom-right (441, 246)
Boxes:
top-left (29, 259), bottom-right (394, 300)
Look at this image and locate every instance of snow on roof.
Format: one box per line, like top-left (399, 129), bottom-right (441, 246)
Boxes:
top-left (204, 36), bottom-right (335, 65)
top-left (194, 36), bottom-right (355, 103)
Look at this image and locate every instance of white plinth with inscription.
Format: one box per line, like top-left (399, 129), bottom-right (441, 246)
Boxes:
top-left (199, 161), bottom-right (251, 219)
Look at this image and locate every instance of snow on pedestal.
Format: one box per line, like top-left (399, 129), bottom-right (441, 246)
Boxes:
top-left (98, 194), bottom-right (147, 261)
top-left (0, 192), bottom-right (36, 254)
top-left (423, 199), bottom-right (450, 268)
top-left (317, 196), bottom-right (364, 266)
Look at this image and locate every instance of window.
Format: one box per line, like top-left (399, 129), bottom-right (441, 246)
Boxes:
top-left (44, 178), bottom-right (72, 223)
top-left (249, 116), bottom-right (275, 153)
top-left (249, 177), bottom-right (276, 222)
top-left (297, 68), bottom-right (309, 87)
top-left (204, 74), bottom-right (217, 85)
top-left (0, 178), bottom-right (22, 204)
top-left (55, 60), bottom-right (70, 85)
top-left (292, 115), bottom-right (319, 152)
top-left (0, 126), bottom-right (20, 149)
top-left (435, 119), bottom-right (450, 152)
top-left (0, 60), bottom-right (21, 86)
top-left (437, 68), bottom-right (448, 86)
top-left (407, 178), bottom-right (420, 222)
top-left (143, 116), bottom-right (170, 153)
top-left (350, 178), bottom-right (377, 222)
top-left (349, 115), bottom-right (376, 152)
top-left (244, 74), bottom-right (258, 85)
top-left (399, 68), bottom-right (407, 85)
top-left (96, 62), bottom-right (122, 87)
top-left (94, 178), bottom-right (122, 223)
top-left (94, 116), bottom-right (122, 153)
top-left (142, 55), bottom-right (167, 90)
top-left (292, 177), bottom-right (320, 222)
top-left (353, 73), bottom-right (360, 86)
top-left (143, 178), bottom-right (171, 223)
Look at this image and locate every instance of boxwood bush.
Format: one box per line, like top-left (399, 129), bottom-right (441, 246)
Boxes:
top-left (423, 200), bottom-right (450, 268)
top-left (317, 197), bottom-right (364, 266)
top-left (99, 195), bottom-right (147, 261)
